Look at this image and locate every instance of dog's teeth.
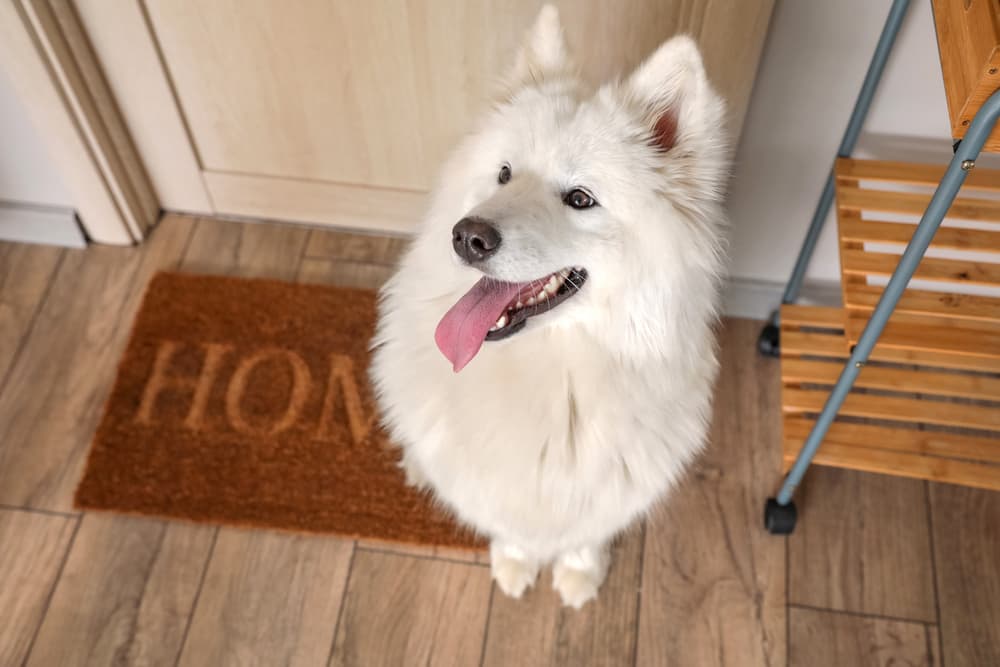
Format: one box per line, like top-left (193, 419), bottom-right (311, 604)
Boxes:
top-left (515, 300), bottom-right (524, 309)
top-left (526, 296), bottom-right (536, 306)
top-left (494, 313), bottom-right (507, 329)
top-left (536, 289), bottom-right (548, 301)
top-left (544, 276), bottom-right (559, 294)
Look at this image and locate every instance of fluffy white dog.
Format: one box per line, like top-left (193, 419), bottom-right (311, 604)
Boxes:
top-left (370, 5), bottom-right (728, 608)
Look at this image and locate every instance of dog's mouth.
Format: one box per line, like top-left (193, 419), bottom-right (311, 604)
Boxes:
top-left (485, 267), bottom-right (588, 341)
top-left (434, 267), bottom-right (588, 372)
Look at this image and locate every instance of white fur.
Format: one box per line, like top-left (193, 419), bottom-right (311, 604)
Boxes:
top-left (370, 6), bottom-right (729, 608)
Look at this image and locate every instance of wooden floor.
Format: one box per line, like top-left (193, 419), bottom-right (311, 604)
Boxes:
top-left (1, 214), bottom-right (998, 667)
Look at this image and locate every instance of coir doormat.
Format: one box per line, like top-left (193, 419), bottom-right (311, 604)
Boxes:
top-left (75, 272), bottom-right (483, 550)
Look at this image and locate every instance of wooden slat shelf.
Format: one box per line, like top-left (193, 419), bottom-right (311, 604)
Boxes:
top-left (779, 158), bottom-right (1000, 490)
top-left (780, 304), bottom-right (844, 328)
top-left (784, 417), bottom-right (1000, 466)
top-left (784, 388), bottom-right (1000, 431)
top-left (844, 284), bottom-right (1000, 323)
top-left (837, 187), bottom-right (1000, 221)
top-left (781, 358), bottom-right (1000, 401)
top-left (836, 158), bottom-right (1000, 191)
top-left (839, 219), bottom-right (1000, 252)
top-left (783, 419), bottom-right (1000, 491)
top-left (844, 315), bottom-right (1000, 360)
top-left (841, 249), bottom-right (1000, 285)
top-left (780, 311), bottom-right (1000, 490)
top-left (782, 322), bottom-right (1000, 373)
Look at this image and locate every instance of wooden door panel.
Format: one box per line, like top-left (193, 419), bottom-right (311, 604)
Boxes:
top-left (146, 0), bottom-right (388, 186)
top-left (73, 0), bottom-right (773, 231)
top-left (145, 0), bottom-right (773, 193)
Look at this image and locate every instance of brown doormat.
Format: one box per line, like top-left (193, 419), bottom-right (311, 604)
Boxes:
top-left (75, 272), bottom-right (484, 551)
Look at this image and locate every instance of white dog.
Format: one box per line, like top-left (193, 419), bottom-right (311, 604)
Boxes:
top-left (370, 5), bottom-right (728, 608)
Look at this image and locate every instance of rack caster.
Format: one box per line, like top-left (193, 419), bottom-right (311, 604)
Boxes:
top-left (757, 321), bottom-right (780, 357)
top-left (764, 497), bottom-right (797, 534)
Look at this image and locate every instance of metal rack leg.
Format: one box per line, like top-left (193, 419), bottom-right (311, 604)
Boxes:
top-left (764, 87), bottom-right (1000, 535)
top-left (758, 0), bottom-right (911, 357)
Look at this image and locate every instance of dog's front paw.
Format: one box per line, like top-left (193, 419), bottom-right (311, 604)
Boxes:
top-left (552, 564), bottom-right (602, 608)
top-left (492, 555), bottom-right (539, 598)
top-left (490, 543), bottom-right (539, 599)
top-left (552, 545), bottom-right (610, 609)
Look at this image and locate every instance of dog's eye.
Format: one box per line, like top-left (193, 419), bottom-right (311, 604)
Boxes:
top-left (498, 164), bottom-right (511, 185)
top-left (564, 188), bottom-right (597, 210)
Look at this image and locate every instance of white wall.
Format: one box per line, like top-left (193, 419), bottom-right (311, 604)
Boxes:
top-left (0, 67), bottom-right (84, 246)
top-left (727, 0), bottom-right (978, 292)
top-left (0, 68), bottom-right (73, 207)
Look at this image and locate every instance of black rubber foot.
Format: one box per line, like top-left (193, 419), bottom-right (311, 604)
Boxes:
top-left (757, 322), bottom-right (780, 357)
top-left (764, 498), bottom-right (797, 534)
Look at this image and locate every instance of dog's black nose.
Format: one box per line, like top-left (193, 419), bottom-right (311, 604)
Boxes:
top-left (452, 217), bottom-right (501, 263)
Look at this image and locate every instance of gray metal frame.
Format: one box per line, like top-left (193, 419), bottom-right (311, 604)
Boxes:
top-left (773, 0), bottom-right (912, 315)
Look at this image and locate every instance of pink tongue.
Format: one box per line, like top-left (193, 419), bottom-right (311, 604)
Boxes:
top-left (435, 277), bottom-right (522, 372)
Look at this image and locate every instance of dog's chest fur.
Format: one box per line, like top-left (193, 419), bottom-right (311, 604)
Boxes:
top-left (371, 279), bottom-right (715, 558)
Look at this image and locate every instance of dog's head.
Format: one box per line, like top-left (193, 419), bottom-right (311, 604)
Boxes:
top-left (428, 6), bottom-right (729, 372)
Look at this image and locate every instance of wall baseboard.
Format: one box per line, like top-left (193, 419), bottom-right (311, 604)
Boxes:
top-left (722, 276), bottom-right (841, 320)
top-left (0, 202), bottom-right (845, 314)
top-left (203, 171), bottom-right (426, 235)
top-left (0, 202), bottom-right (86, 247)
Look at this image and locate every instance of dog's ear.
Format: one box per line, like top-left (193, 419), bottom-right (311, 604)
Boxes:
top-left (505, 5), bottom-right (572, 90)
top-left (624, 35), bottom-right (715, 153)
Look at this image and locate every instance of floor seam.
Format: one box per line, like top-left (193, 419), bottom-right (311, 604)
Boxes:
top-left (21, 513), bottom-right (82, 667)
top-left (924, 481), bottom-right (945, 667)
top-left (0, 250), bottom-right (66, 400)
top-left (326, 541), bottom-right (358, 667)
top-left (172, 526), bottom-right (220, 667)
top-left (0, 503), bottom-right (79, 518)
top-left (631, 521), bottom-right (648, 667)
top-left (354, 544), bottom-right (489, 568)
top-left (788, 602), bottom-right (937, 626)
top-left (477, 582), bottom-right (497, 667)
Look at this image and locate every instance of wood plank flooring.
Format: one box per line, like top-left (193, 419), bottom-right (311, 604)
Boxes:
top-left (1, 214), bottom-right (997, 666)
